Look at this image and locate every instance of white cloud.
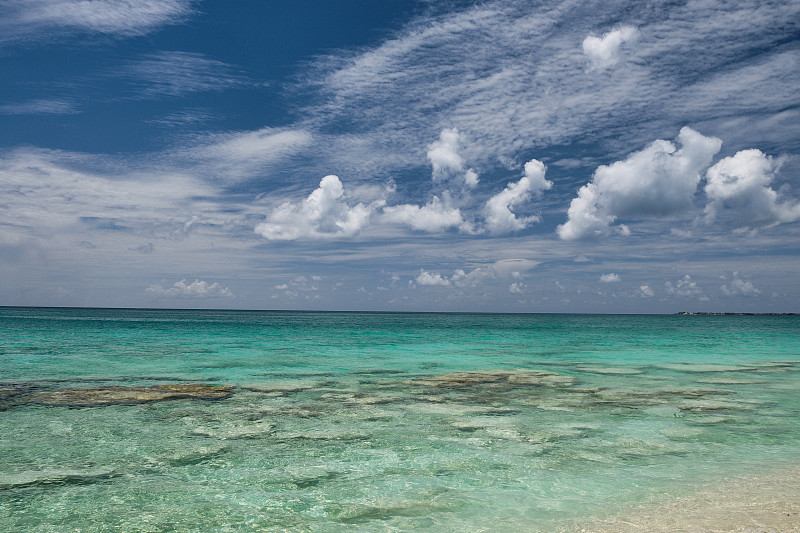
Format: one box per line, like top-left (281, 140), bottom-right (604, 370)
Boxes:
top-left (491, 258), bottom-right (540, 277)
top-left (415, 267), bottom-right (493, 288)
top-left (190, 127), bottom-right (312, 182)
top-left (720, 272), bottom-right (760, 297)
top-left (146, 279), bottom-right (234, 299)
top-left (509, 282), bottom-right (524, 294)
top-left (382, 196), bottom-right (465, 232)
top-left (0, 99), bottom-right (78, 115)
top-left (2, 0), bottom-right (192, 38)
top-left (119, 51), bottom-right (249, 98)
top-left (427, 128), bottom-right (479, 188)
top-left (704, 149), bottom-right (800, 229)
top-left (415, 270), bottom-right (450, 287)
top-left (255, 175), bottom-right (383, 241)
top-left (670, 228), bottom-right (693, 238)
top-left (638, 284), bottom-right (655, 298)
top-left (484, 159), bottom-right (551, 234)
top-left (294, 0), bottom-right (799, 189)
top-left (600, 273), bottom-right (621, 283)
top-left (0, 147), bottom-right (221, 236)
top-left (665, 275), bottom-right (704, 298)
top-left (452, 267), bottom-right (492, 288)
top-left (558, 127), bottom-right (722, 240)
top-left (583, 26), bottom-right (639, 70)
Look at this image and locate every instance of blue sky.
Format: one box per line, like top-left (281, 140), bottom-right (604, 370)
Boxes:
top-left (1, 0), bottom-right (799, 312)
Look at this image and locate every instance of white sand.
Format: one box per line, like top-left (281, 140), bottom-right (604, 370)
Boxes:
top-left (574, 466), bottom-right (800, 532)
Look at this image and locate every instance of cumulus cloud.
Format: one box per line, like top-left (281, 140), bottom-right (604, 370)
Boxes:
top-left (704, 149), bottom-right (800, 229)
top-left (583, 26), bottom-right (640, 70)
top-left (665, 274), bottom-right (704, 298)
top-left (638, 284), bottom-right (655, 298)
top-left (600, 273), bottom-right (621, 283)
top-left (720, 272), bottom-right (760, 297)
top-left (484, 159), bottom-right (551, 234)
top-left (509, 282), bottom-right (525, 294)
top-left (452, 267), bottom-right (492, 288)
top-left (382, 196), bottom-right (465, 232)
top-left (427, 128), bottom-right (478, 187)
top-left (415, 267), bottom-right (493, 288)
top-left (377, 129), bottom-right (493, 234)
top-left (255, 175), bottom-right (383, 241)
top-left (146, 279), bottom-right (234, 299)
top-left (415, 270), bottom-right (451, 287)
top-left (557, 127), bottom-right (722, 240)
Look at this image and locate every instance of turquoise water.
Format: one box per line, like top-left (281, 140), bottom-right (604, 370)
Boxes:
top-left (1, 308), bottom-right (799, 531)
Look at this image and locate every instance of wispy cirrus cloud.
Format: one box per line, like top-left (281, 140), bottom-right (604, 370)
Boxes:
top-left (181, 127), bottom-right (313, 183)
top-left (0, 124), bottom-right (315, 254)
top-left (0, 147), bottom-right (221, 239)
top-left (117, 51), bottom-right (250, 99)
top-left (0, 0), bottom-right (194, 43)
top-left (0, 98), bottom-right (79, 115)
top-left (290, 0), bottom-right (800, 183)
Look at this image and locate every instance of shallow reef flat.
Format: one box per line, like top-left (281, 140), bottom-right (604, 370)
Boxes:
top-left (1, 363), bottom-right (798, 532)
top-left (1, 310), bottom-right (799, 532)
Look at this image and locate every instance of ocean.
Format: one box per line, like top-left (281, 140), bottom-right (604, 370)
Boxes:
top-left (1, 307), bottom-right (799, 531)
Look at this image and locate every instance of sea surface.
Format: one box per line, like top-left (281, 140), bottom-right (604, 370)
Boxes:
top-left (1, 307), bottom-right (799, 532)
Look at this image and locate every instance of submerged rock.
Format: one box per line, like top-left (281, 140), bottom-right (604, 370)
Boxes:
top-left (678, 399), bottom-right (751, 412)
top-left (241, 380), bottom-right (322, 394)
top-left (190, 420), bottom-right (275, 440)
top-left (575, 366), bottom-right (644, 375)
top-left (695, 377), bottom-right (766, 385)
top-left (22, 383), bottom-right (234, 407)
top-left (406, 369), bottom-right (575, 389)
top-left (658, 363), bottom-right (758, 373)
top-left (154, 445), bottom-right (229, 467)
top-left (0, 467), bottom-right (117, 489)
top-left (0, 383), bottom-right (38, 410)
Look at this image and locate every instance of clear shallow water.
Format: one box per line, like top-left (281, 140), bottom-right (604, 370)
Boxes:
top-left (1, 308), bottom-right (799, 531)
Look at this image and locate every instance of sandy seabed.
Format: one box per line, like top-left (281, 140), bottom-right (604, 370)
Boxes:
top-left (574, 466), bottom-right (800, 532)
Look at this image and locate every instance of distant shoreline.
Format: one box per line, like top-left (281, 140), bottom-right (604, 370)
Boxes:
top-left (675, 312), bottom-right (799, 316)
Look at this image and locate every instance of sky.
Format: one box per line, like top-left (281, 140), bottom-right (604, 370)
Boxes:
top-left (1, 0), bottom-right (799, 313)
